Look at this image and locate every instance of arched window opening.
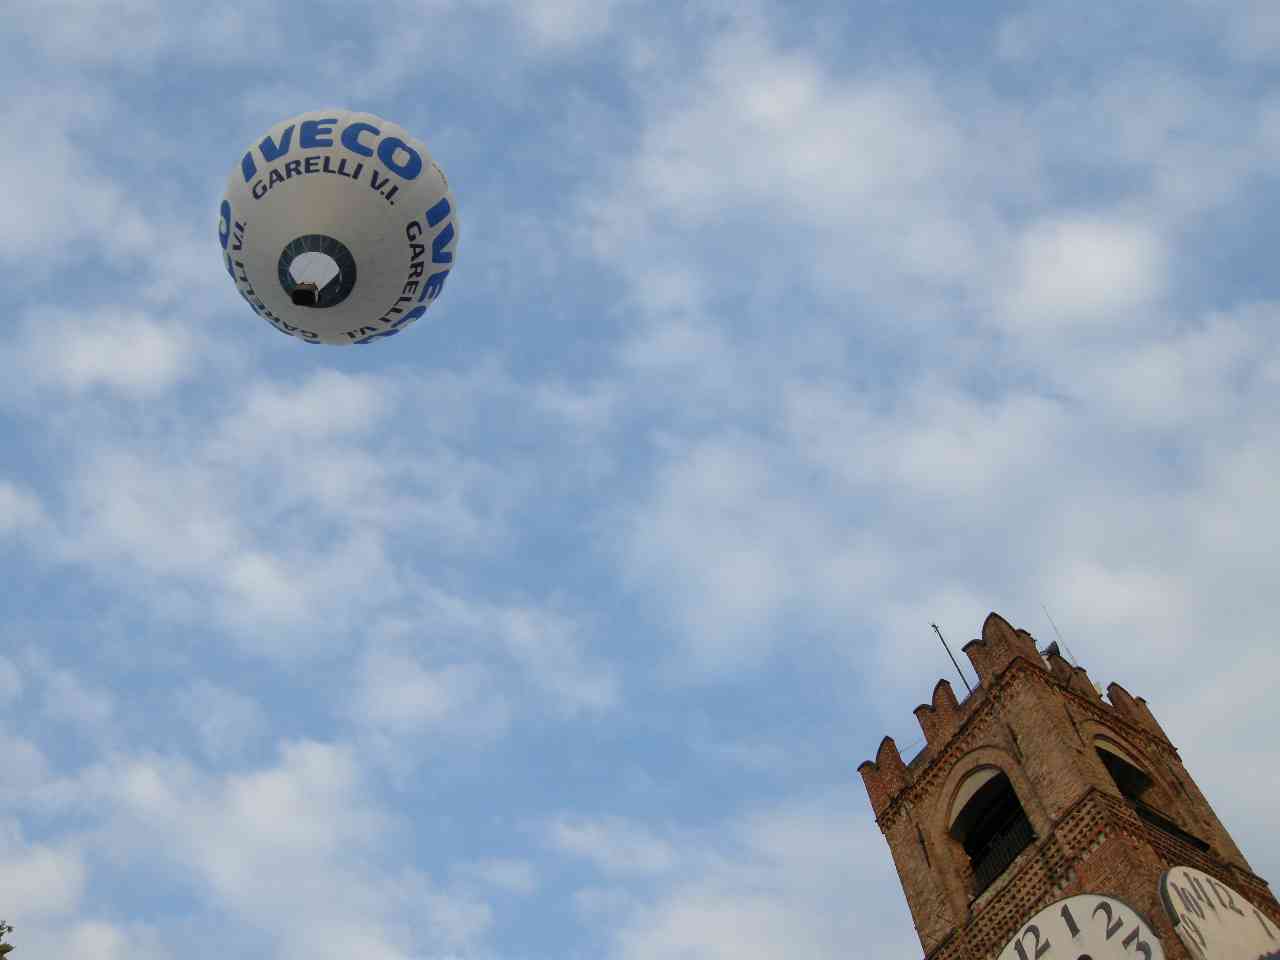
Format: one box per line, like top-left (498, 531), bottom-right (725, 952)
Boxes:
top-left (949, 771), bottom-right (1035, 896)
top-left (1095, 742), bottom-right (1210, 853)
top-left (1097, 745), bottom-right (1155, 805)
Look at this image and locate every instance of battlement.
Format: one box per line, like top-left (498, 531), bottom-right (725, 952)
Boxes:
top-left (858, 612), bottom-right (1171, 818)
top-left (960, 612), bottom-right (1043, 686)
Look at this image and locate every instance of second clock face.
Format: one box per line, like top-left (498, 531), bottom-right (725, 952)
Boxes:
top-left (997, 893), bottom-right (1166, 960)
top-left (1160, 866), bottom-right (1280, 960)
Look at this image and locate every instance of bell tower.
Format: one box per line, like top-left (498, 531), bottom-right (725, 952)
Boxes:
top-left (858, 612), bottom-right (1280, 959)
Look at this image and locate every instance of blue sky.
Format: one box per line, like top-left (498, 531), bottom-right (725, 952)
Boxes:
top-left (2, 1), bottom-right (1279, 957)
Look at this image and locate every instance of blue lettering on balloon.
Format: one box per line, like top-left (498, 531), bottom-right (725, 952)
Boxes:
top-left (218, 200), bottom-right (231, 249)
top-left (259, 125), bottom-right (295, 162)
top-left (391, 305), bottom-right (427, 328)
top-left (432, 222), bottom-right (454, 264)
top-left (377, 137), bottom-right (422, 180)
top-left (341, 122), bottom-right (379, 157)
top-left (241, 152), bottom-right (257, 182)
top-left (354, 328), bottom-right (402, 344)
top-left (300, 117), bottom-right (337, 148)
top-left (420, 269), bottom-right (449, 303)
top-left (426, 197), bottom-right (450, 226)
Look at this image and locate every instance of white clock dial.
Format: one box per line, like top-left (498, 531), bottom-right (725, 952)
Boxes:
top-left (997, 894), bottom-right (1166, 960)
top-left (1160, 866), bottom-right (1280, 960)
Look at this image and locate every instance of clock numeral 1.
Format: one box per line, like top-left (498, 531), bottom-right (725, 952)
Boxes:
top-left (1060, 904), bottom-right (1080, 938)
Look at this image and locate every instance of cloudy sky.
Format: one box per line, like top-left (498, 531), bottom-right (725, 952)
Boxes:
top-left (2, 0), bottom-right (1279, 957)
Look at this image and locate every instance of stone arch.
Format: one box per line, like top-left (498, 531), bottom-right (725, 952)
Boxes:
top-left (1077, 719), bottom-right (1174, 807)
top-left (947, 766), bottom-right (1004, 830)
top-left (1079, 718), bottom-right (1210, 852)
top-left (935, 745), bottom-right (1049, 841)
top-left (932, 745), bottom-right (1045, 900)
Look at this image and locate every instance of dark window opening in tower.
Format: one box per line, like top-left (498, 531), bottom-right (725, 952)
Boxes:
top-left (1096, 745), bottom-right (1210, 853)
top-left (1097, 746), bottom-right (1154, 805)
top-left (950, 772), bottom-right (1035, 896)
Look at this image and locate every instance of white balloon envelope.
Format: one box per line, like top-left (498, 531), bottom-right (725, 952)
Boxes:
top-left (219, 109), bottom-right (457, 345)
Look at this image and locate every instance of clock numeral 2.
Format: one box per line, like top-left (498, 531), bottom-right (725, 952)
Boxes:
top-left (1093, 900), bottom-right (1124, 940)
top-left (1013, 924), bottom-right (1051, 960)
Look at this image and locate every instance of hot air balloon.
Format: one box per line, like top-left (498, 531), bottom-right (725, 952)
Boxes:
top-left (218, 109), bottom-right (457, 345)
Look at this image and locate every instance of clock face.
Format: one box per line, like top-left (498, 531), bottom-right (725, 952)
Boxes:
top-left (997, 894), bottom-right (1166, 960)
top-left (1160, 866), bottom-right (1280, 960)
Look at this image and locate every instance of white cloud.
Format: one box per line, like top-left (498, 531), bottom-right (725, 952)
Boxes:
top-left (1040, 304), bottom-right (1268, 430)
top-left (579, 18), bottom-right (1038, 318)
top-left (35, 365), bottom-right (532, 645)
top-left (508, 0), bottom-right (621, 50)
top-left (458, 858), bottom-right (539, 895)
top-left (0, 482), bottom-right (44, 536)
top-left (1000, 216), bottom-right (1168, 330)
top-left (176, 681), bottom-right (266, 761)
top-left (0, 92), bottom-right (155, 267)
top-left (1192, 0), bottom-right (1280, 61)
top-left (558, 796), bottom-right (919, 960)
top-left (61, 448), bottom-right (245, 582)
top-left (41, 667), bottom-right (114, 732)
top-left (532, 380), bottom-right (619, 433)
top-left (351, 653), bottom-right (510, 739)
top-left (0, 735), bottom-right (49, 797)
top-left (19, 309), bottom-right (199, 394)
top-left (0, 657), bottom-right (22, 703)
top-left (7, 0), bottom-right (282, 66)
top-left (217, 370), bottom-right (390, 443)
top-left (495, 607), bottom-right (619, 711)
top-left (70, 739), bottom-right (493, 960)
top-left (422, 890), bottom-right (494, 948)
top-left (617, 429), bottom-right (898, 671)
top-left (35, 921), bottom-right (169, 960)
top-left (0, 829), bottom-right (84, 918)
top-left (549, 816), bottom-right (680, 876)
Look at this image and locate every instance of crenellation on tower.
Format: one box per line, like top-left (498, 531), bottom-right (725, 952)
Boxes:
top-left (912, 679), bottom-right (964, 749)
top-left (859, 611), bottom-right (1280, 960)
top-left (857, 735), bottom-right (911, 818)
top-left (1104, 679), bottom-right (1147, 726)
top-left (959, 612), bottom-right (1045, 685)
top-left (1131, 693), bottom-right (1172, 742)
top-left (1042, 644), bottom-right (1074, 684)
top-left (1065, 662), bottom-right (1103, 702)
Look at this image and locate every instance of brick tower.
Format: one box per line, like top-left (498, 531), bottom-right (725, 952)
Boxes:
top-left (858, 612), bottom-right (1279, 959)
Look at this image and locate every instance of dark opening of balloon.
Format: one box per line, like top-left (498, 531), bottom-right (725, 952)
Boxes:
top-left (277, 237), bottom-right (357, 310)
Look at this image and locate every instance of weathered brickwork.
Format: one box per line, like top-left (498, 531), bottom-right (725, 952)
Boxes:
top-left (858, 612), bottom-right (1280, 960)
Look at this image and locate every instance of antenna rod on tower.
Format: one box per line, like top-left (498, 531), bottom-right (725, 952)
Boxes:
top-left (1040, 603), bottom-right (1079, 667)
top-left (931, 623), bottom-right (974, 696)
